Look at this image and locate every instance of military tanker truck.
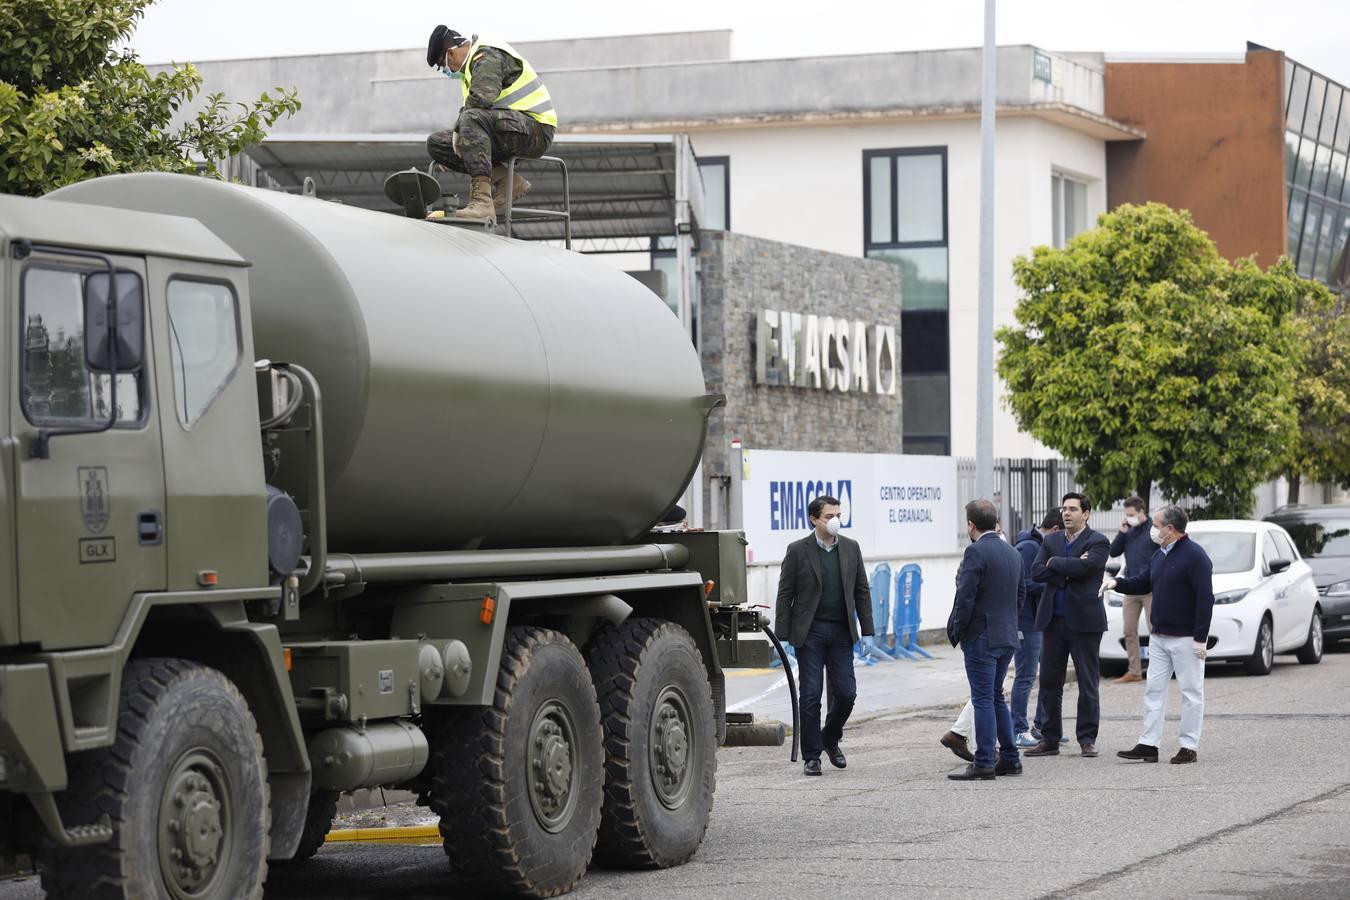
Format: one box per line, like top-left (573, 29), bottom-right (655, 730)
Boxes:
top-left (0, 173), bottom-right (774, 899)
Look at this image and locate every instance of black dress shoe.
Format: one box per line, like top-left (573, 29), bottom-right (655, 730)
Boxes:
top-left (947, 764), bottom-right (996, 781)
top-left (1170, 748), bottom-right (1198, 764)
top-left (1116, 743), bottom-right (1160, 762)
top-left (994, 759), bottom-right (1023, 776)
top-left (824, 744), bottom-right (847, 769)
top-left (803, 758), bottom-right (822, 776)
top-left (1024, 740), bottom-right (1060, 757)
top-left (940, 730), bottom-right (975, 762)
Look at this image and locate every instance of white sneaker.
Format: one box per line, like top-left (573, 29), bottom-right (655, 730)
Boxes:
top-left (1015, 731), bottom-right (1039, 748)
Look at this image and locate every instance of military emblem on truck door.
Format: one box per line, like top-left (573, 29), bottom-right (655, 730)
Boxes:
top-left (78, 466), bottom-right (110, 533)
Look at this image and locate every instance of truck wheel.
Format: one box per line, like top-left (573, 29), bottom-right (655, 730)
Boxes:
top-left (430, 626), bottom-right (603, 898)
top-left (38, 658), bottom-right (270, 900)
top-left (586, 618), bottom-right (716, 869)
top-left (276, 790), bottom-right (339, 864)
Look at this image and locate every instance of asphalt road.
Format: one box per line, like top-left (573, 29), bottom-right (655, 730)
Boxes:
top-left (5, 644), bottom-right (1348, 899)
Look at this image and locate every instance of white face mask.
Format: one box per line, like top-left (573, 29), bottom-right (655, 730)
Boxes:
top-left (825, 518), bottom-right (841, 537)
top-left (1149, 525), bottom-right (1163, 545)
top-left (1126, 515), bottom-right (1141, 527)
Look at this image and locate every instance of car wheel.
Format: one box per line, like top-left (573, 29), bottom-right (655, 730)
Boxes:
top-left (1295, 608), bottom-right (1323, 665)
top-left (1243, 616), bottom-right (1274, 676)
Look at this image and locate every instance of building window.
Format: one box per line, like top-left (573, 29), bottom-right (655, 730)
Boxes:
top-left (698, 157), bottom-right (730, 231)
top-left (1285, 60), bottom-right (1350, 288)
top-left (649, 156), bottom-right (728, 326)
top-left (863, 147), bottom-right (949, 455)
top-left (1052, 172), bottom-right (1089, 248)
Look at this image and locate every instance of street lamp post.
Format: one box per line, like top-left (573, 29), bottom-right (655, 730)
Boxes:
top-left (975, 0), bottom-right (997, 506)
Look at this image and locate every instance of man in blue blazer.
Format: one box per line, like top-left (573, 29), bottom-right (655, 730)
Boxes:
top-left (946, 499), bottom-right (1025, 780)
top-left (1028, 492), bottom-right (1111, 758)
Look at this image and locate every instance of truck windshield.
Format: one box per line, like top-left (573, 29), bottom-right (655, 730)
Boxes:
top-left (21, 264), bottom-right (142, 425)
top-left (1271, 519), bottom-right (1350, 558)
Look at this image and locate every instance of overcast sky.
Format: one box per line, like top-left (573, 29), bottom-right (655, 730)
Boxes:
top-left (130, 0), bottom-right (1348, 85)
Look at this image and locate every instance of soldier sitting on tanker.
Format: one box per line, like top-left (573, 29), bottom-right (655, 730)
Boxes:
top-left (425, 25), bottom-right (557, 223)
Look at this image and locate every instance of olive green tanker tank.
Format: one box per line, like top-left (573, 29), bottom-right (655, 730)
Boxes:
top-left (51, 173), bottom-right (710, 552)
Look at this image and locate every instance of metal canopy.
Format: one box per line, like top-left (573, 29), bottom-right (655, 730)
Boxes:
top-left (239, 133), bottom-right (704, 250)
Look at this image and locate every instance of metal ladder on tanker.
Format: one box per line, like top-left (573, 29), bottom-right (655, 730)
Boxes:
top-left (383, 156), bottom-right (572, 249)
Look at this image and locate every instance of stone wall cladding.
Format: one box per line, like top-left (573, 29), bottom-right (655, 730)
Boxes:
top-left (699, 230), bottom-right (903, 490)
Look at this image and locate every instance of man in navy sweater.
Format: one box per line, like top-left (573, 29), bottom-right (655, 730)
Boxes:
top-left (1103, 505), bottom-right (1214, 764)
top-left (1108, 496), bottom-right (1159, 683)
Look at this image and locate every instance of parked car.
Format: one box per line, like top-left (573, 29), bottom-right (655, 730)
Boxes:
top-left (1264, 504), bottom-right (1350, 645)
top-left (1101, 519), bottom-right (1323, 676)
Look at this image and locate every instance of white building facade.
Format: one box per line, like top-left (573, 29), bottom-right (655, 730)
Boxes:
top-left (175, 31), bottom-right (1140, 462)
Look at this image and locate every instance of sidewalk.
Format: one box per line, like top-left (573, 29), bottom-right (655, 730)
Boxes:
top-left (728, 640), bottom-right (1081, 730)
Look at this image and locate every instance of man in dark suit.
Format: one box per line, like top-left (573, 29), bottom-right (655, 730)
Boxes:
top-left (775, 495), bottom-right (875, 777)
top-left (946, 499), bottom-right (1026, 780)
top-left (1028, 492), bottom-right (1111, 758)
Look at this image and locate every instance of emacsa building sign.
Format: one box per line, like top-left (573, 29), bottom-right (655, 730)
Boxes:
top-left (768, 479), bottom-right (852, 531)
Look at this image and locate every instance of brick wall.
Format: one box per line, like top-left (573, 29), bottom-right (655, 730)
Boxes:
top-left (698, 231), bottom-right (903, 514)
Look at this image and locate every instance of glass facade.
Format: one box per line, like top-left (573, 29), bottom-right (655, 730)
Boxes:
top-left (863, 147), bottom-right (949, 454)
top-left (1285, 59), bottom-right (1350, 288)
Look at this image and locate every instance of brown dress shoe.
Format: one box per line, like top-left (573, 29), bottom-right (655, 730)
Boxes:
top-left (1170, 748), bottom-right (1198, 764)
top-left (1024, 740), bottom-right (1060, 757)
top-left (1080, 742), bottom-right (1099, 757)
top-left (1114, 672), bottom-right (1144, 683)
top-left (940, 731), bottom-right (974, 762)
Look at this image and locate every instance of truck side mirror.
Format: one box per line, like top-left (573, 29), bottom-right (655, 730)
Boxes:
top-left (85, 271), bottom-right (145, 372)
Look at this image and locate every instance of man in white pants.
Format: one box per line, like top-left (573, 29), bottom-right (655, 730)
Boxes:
top-left (1099, 505), bottom-right (1214, 764)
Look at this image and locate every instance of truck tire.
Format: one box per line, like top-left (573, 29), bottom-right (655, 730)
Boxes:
top-left (430, 626), bottom-right (603, 898)
top-left (38, 658), bottom-right (270, 900)
top-left (275, 790), bottom-right (339, 864)
top-left (585, 618), bottom-right (716, 869)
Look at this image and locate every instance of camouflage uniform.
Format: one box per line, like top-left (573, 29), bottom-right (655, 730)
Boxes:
top-left (426, 47), bottom-right (556, 178)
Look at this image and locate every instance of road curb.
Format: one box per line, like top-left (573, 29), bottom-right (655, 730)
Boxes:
top-left (325, 825), bottom-right (441, 845)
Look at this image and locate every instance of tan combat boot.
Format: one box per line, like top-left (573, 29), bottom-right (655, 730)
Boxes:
top-left (450, 175), bottom-right (496, 222)
top-left (490, 165), bottom-right (531, 209)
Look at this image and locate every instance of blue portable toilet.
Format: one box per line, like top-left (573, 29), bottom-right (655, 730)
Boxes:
top-left (865, 563), bottom-right (899, 660)
top-left (896, 563), bottom-right (934, 659)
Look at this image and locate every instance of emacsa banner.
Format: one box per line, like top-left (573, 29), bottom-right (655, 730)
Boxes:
top-left (768, 478), bottom-right (853, 531)
top-left (743, 449), bottom-right (958, 563)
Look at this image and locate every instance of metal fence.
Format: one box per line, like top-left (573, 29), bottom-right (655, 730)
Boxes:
top-left (956, 457), bottom-right (1128, 541)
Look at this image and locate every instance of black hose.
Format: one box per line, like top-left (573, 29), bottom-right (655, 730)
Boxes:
top-left (761, 624), bottom-right (800, 763)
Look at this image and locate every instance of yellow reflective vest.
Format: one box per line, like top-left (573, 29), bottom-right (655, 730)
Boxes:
top-left (461, 36), bottom-right (557, 128)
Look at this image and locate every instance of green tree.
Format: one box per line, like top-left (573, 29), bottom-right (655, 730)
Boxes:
top-left (997, 203), bottom-right (1299, 518)
top-left (0, 0), bottom-right (300, 196)
top-left (1287, 282), bottom-right (1350, 503)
